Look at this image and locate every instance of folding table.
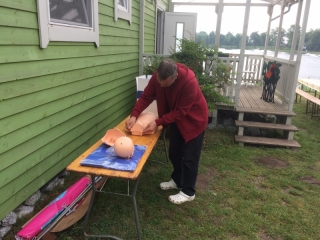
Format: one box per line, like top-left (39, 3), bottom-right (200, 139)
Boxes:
top-left (66, 117), bottom-right (163, 239)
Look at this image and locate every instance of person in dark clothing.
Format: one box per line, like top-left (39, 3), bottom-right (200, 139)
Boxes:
top-left (126, 59), bottom-right (208, 204)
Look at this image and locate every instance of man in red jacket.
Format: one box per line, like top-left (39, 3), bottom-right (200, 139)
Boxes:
top-left (126, 59), bottom-right (208, 204)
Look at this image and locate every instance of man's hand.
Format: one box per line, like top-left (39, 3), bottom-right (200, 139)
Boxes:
top-left (143, 121), bottom-right (157, 135)
top-left (125, 116), bottom-right (137, 131)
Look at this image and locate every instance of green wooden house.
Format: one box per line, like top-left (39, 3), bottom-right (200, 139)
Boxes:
top-left (0, 0), bottom-right (169, 221)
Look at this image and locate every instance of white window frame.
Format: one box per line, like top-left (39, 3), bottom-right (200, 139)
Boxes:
top-left (37, 0), bottom-right (99, 49)
top-left (114, 0), bottom-right (132, 24)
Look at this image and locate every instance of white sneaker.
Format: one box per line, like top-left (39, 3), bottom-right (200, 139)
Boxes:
top-left (160, 179), bottom-right (179, 190)
top-left (168, 191), bottom-right (195, 204)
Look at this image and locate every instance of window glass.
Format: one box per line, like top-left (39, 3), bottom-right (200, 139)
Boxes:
top-left (118, 0), bottom-right (128, 12)
top-left (175, 23), bottom-right (184, 52)
top-left (49, 0), bottom-right (92, 28)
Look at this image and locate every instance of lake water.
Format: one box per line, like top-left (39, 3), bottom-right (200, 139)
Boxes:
top-left (219, 48), bottom-right (320, 81)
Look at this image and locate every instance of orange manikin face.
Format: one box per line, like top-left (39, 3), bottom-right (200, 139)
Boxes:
top-left (157, 73), bottom-right (178, 87)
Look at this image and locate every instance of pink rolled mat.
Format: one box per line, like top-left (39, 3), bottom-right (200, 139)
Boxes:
top-left (15, 176), bottom-right (91, 240)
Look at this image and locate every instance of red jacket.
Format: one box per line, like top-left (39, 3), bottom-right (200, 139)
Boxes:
top-left (131, 63), bottom-right (208, 143)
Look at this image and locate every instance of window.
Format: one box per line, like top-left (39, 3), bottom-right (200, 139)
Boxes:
top-left (37, 0), bottom-right (99, 48)
top-left (175, 23), bottom-right (184, 52)
top-left (114, 0), bottom-right (132, 24)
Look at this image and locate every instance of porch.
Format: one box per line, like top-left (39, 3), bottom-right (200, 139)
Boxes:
top-left (218, 56), bottom-right (299, 147)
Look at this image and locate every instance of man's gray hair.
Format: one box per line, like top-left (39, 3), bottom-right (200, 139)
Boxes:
top-left (157, 59), bottom-right (177, 80)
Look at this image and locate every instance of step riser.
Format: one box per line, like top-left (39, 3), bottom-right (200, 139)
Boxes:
top-left (236, 107), bottom-right (296, 116)
top-left (235, 121), bottom-right (298, 131)
top-left (235, 136), bottom-right (301, 148)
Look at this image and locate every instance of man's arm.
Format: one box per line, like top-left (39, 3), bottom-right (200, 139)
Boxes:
top-left (155, 80), bottom-right (197, 126)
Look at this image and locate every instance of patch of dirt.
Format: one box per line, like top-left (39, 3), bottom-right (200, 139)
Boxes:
top-left (251, 175), bottom-right (266, 189)
top-left (308, 161), bottom-right (320, 172)
top-left (213, 216), bottom-right (222, 225)
top-left (282, 186), bottom-right (292, 193)
top-left (308, 166), bottom-right (318, 171)
top-left (196, 169), bottom-right (218, 190)
top-left (258, 231), bottom-right (279, 240)
top-left (281, 199), bottom-right (287, 206)
top-left (300, 176), bottom-right (320, 185)
top-left (228, 236), bottom-right (241, 240)
top-left (255, 156), bottom-right (290, 169)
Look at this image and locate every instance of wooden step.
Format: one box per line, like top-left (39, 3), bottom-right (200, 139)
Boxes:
top-left (235, 120), bottom-right (298, 131)
top-left (235, 136), bottom-right (301, 148)
top-left (236, 107), bottom-right (296, 116)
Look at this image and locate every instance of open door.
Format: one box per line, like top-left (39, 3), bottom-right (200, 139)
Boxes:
top-left (162, 12), bottom-right (197, 55)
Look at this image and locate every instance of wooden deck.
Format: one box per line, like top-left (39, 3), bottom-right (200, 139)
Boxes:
top-left (238, 85), bottom-right (288, 111)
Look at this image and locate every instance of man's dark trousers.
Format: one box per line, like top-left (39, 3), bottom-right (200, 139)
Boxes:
top-left (168, 123), bottom-right (205, 196)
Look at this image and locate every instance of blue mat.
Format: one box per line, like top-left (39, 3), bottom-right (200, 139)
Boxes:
top-left (80, 144), bottom-right (146, 172)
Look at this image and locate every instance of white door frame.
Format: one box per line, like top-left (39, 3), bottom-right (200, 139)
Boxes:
top-left (163, 12), bottom-right (197, 55)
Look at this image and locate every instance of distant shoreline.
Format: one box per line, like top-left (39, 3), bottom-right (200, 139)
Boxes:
top-left (219, 46), bottom-right (320, 56)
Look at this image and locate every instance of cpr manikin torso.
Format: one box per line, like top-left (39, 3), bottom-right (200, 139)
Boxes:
top-left (131, 111), bottom-right (158, 136)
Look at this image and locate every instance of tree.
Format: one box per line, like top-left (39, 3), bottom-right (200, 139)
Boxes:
top-left (304, 29), bottom-right (313, 45)
top-left (279, 28), bottom-right (287, 47)
top-left (306, 29), bottom-right (320, 51)
top-left (260, 32), bottom-right (267, 47)
top-left (196, 31), bottom-right (208, 45)
top-left (286, 24), bottom-right (301, 49)
top-left (250, 31), bottom-right (261, 47)
top-left (219, 34), bottom-right (226, 46)
top-left (233, 33), bottom-right (242, 48)
top-left (208, 31), bottom-right (216, 46)
top-left (269, 28), bottom-right (278, 46)
top-left (225, 32), bottom-right (235, 47)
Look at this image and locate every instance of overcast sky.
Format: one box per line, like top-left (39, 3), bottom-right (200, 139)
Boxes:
top-left (174, 1), bottom-right (319, 34)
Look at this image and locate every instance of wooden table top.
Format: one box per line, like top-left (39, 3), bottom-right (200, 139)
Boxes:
top-left (66, 117), bottom-right (162, 180)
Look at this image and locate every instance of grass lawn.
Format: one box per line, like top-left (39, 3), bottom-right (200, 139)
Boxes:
top-left (7, 98), bottom-right (320, 240)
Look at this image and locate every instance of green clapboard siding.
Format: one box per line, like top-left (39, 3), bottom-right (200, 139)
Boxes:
top-left (0, 0), bottom-right (152, 221)
top-left (144, 2), bottom-right (156, 54)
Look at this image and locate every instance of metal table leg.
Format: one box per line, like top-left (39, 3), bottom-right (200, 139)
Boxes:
top-left (132, 176), bottom-right (142, 240)
top-left (83, 174), bottom-right (142, 240)
top-left (151, 128), bottom-right (169, 165)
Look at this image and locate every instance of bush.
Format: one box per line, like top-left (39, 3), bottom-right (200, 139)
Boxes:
top-left (170, 38), bottom-right (232, 111)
